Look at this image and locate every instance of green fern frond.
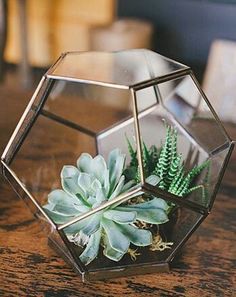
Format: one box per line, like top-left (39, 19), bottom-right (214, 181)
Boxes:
top-left (142, 141), bottom-right (152, 176)
top-left (126, 135), bottom-right (138, 167)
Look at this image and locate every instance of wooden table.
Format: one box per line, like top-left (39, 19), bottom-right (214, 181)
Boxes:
top-left (0, 84), bottom-right (235, 297)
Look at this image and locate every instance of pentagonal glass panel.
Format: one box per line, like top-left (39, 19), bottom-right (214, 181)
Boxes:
top-left (9, 115), bottom-right (96, 219)
top-left (134, 77), bottom-right (232, 211)
top-left (50, 187), bottom-right (203, 281)
top-left (43, 79), bottom-right (133, 135)
top-left (42, 79), bottom-right (145, 173)
top-left (49, 186), bottom-right (168, 278)
top-left (158, 75), bottom-right (230, 153)
top-left (1, 161), bottom-right (70, 266)
top-left (48, 230), bottom-right (83, 272)
top-left (49, 49), bottom-right (188, 88)
top-left (1, 77), bottom-right (53, 165)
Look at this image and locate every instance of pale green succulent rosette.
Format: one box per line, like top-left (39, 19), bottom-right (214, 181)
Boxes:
top-left (43, 149), bottom-right (169, 265)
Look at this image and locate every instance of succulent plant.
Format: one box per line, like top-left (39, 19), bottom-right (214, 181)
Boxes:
top-left (125, 124), bottom-right (210, 200)
top-left (43, 149), bottom-right (170, 265)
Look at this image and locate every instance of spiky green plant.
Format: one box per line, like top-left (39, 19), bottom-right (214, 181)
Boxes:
top-left (124, 136), bottom-right (161, 182)
top-left (43, 149), bottom-right (170, 265)
top-left (125, 124), bottom-right (210, 200)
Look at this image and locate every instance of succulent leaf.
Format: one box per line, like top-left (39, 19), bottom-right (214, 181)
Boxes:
top-left (47, 189), bottom-right (82, 209)
top-left (145, 175), bottom-right (160, 186)
top-left (93, 187), bottom-right (106, 207)
top-left (61, 166), bottom-right (82, 196)
top-left (79, 228), bottom-right (102, 265)
top-left (91, 155), bottom-right (107, 184)
top-left (43, 207), bottom-right (75, 224)
top-left (109, 151), bottom-right (126, 195)
top-left (103, 168), bottom-right (110, 196)
top-left (63, 217), bottom-right (92, 235)
top-left (129, 208), bottom-right (168, 224)
top-left (118, 224), bottom-right (152, 246)
top-left (61, 165), bottom-right (79, 179)
top-left (77, 172), bottom-right (96, 196)
top-left (117, 198), bottom-right (169, 224)
top-left (101, 218), bottom-right (130, 253)
top-left (109, 175), bottom-right (125, 200)
top-left (80, 212), bottom-right (102, 236)
top-left (103, 235), bottom-right (125, 262)
top-left (121, 179), bottom-right (136, 193)
top-left (77, 153), bottom-right (93, 173)
top-left (46, 203), bottom-right (80, 217)
top-left (103, 209), bottom-right (137, 224)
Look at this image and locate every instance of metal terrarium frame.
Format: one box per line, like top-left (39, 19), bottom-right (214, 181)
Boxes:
top-left (1, 50), bottom-right (234, 281)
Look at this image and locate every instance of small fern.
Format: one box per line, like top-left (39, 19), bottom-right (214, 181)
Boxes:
top-left (125, 123), bottom-right (210, 200)
top-left (126, 135), bottom-right (138, 167)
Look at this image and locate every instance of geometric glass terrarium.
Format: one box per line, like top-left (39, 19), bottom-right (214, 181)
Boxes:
top-left (1, 49), bottom-right (234, 282)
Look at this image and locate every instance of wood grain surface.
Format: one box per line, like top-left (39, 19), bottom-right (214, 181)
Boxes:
top-left (0, 82), bottom-right (236, 297)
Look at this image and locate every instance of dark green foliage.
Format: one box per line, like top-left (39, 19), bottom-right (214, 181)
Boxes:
top-left (124, 136), bottom-right (139, 182)
top-left (170, 159), bottom-right (210, 197)
top-left (149, 145), bottom-right (159, 165)
top-left (124, 137), bottom-right (161, 183)
top-left (125, 124), bottom-right (210, 199)
top-left (126, 135), bottom-right (138, 167)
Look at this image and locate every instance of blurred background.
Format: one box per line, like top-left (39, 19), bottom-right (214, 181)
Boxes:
top-left (0, 0), bottom-right (236, 130)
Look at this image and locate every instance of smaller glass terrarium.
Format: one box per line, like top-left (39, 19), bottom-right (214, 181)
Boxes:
top-left (1, 49), bottom-right (234, 281)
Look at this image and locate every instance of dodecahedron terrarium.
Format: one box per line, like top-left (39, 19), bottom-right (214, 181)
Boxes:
top-left (1, 49), bottom-right (234, 281)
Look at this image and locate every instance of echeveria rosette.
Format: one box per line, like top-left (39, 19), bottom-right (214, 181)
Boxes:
top-left (43, 149), bottom-right (169, 265)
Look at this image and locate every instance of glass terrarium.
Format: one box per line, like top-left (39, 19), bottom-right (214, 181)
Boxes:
top-left (1, 49), bottom-right (234, 282)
